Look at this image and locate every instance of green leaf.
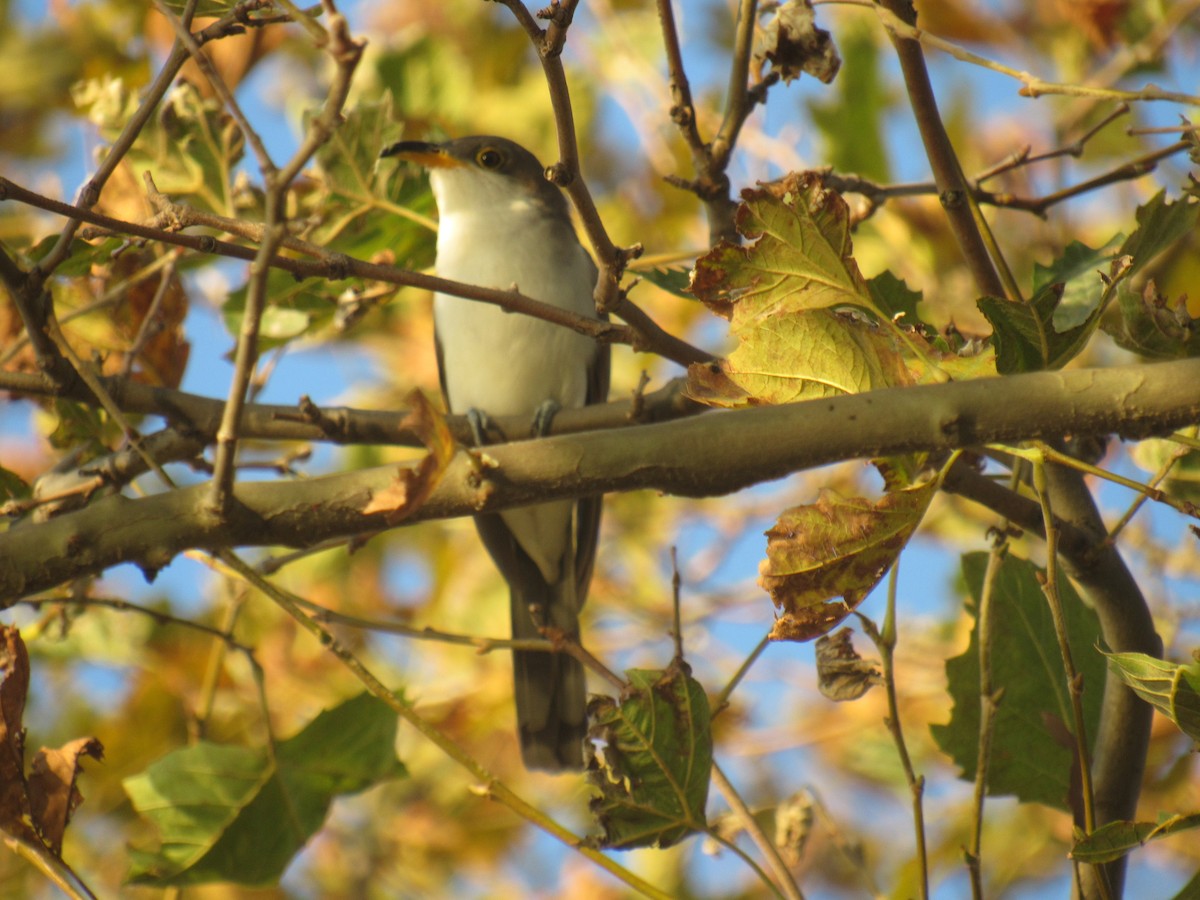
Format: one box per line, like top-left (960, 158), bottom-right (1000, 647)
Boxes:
top-left (686, 308), bottom-right (912, 408)
top-left (977, 283), bottom-right (1093, 373)
top-left (0, 466), bottom-right (30, 502)
top-left (1072, 813), bottom-right (1200, 864)
top-left (587, 664), bottom-right (711, 850)
top-left (1118, 190), bottom-right (1200, 278)
top-left (1031, 236), bottom-right (1121, 330)
top-left (1102, 281), bottom-right (1200, 360)
top-left (125, 694), bottom-right (405, 887)
top-left (223, 273), bottom-right (333, 347)
top-left (47, 400), bottom-right (108, 455)
top-left (316, 93), bottom-right (402, 204)
top-left (690, 173), bottom-right (872, 324)
top-left (931, 553), bottom-right (1105, 811)
top-left (761, 479), bottom-right (936, 641)
top-left (638, 263), bottom-right (693, 299)
top-left (866, 271), bottom-right (924, 328)
top-left (78, 80), bottom-right (243, 216)
top-left (1105, 651), bottom-right (1200, 742)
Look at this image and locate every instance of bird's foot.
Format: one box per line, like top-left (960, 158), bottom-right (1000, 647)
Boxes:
top-left (466, 408), bottom-right (492, 447)
top-left (531, 399), bottom-right (561, 438)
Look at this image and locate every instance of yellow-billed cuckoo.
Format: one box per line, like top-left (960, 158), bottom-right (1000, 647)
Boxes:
top-left (380, 136), bottom-right (608, 770)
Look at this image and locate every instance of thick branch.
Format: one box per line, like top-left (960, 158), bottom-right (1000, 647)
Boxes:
top-left (1043, 464), bottom-right (1160, 900)
top-left (4, 357), bottom-right (1199, 600)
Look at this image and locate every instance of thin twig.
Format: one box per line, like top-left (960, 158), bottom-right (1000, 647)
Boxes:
top-left (1030, 455), bottom-right (1099, 890)
top-left (1025, 441), bottom-right (1200, 522)
top-left (711, 633), bottom-right (771, 717)
top-left (966, 465), bottom-right (1020, 899)
top-left (492, 0), bottom-right (641, 316)
top-left (119, 249), bottom-right (182, 379)
top-left (857, 566), bottom-right (929, 900)
top-left (216, 550), bottom-right (673, 900)
top-left (37, 0), bottom-right (282, 276)
top-left (670, 547), bottom-right (684, 660)
top-left (0, 175), bottom-right (711, 367)
top-left (206, 2), bottom-right (364, 509)
top-left (153, 1), bottom-right (277, 175)
top-left (1107, 426), bottom-right (1199, 543)
top-left (873, 0), bottom-right (1011, 301)
top-left (871, 3), bottom-right (1200, 109)
top-left (712, 760), bottom-right (805, 900)
top-left (1, 834), bottom-right (98, 900)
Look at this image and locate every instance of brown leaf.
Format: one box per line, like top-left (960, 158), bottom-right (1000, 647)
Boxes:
top-left (755, 0), bottom-right (841, 85)
top-left (106, 250), bottom-right (191, 389)
top-left (815, 627), bottom-right (882, 701)
top-left (760, 481), bottom-right (935, 641)
top-left (0, 626), bottom-right (30, 829)
top-left (28, 737), bottom-right (104, 855)
top-left (363, 390), bottom-right (455, 524)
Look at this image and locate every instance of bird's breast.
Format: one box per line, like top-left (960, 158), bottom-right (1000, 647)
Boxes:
top-left (432, 210), bottom-right (600, 418)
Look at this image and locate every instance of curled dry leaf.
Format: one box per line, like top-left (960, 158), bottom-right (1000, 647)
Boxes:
top-left (774, 789), bottom-right (816, 868)
top-left (362, 390), bottom-right (455, 524)
top-left (29, 737), bottom-right (105, 855)
top-left (815, 627), bottom-right (882, 701)
top-left (755, 0), bottom-right (841, 85)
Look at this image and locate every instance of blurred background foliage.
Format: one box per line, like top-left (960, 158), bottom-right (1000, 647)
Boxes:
top-left (0, 0), bottom-right (1199, 897)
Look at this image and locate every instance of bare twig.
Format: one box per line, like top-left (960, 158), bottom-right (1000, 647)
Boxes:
top-left (0, 369), bottom-right (699, 452)
top-left (118, 249), bottom-right (182, 379)
top-left (874, 0), bottom-right (1011, 301)
top-left (1029, 455), bottom-right (1099, 889)
top-left (857, 566), bottom-right (929, 900)
top-left (491, 0), bottom-right (643, 316)
top-left (216, 550), bottom-right (673, 900)
top-left (1, 834), bottom-right (98, 900)
top-left (872, 3), bottom-right (1200, 109)
top-left (712, 761), bottom-right (805, 900)
top-left (966, 512), bottom-right (1011, 900)
top-left (37, 0), bottom-right (286, 276)
top-left (0, 175), bottom-right (711, 367)
top-left (656, 0), bottom-right (773, 244)
top-left (1107, 427), bottom-right (1199, 543)
top-left (1040, 461), bottom-right (1160, 900)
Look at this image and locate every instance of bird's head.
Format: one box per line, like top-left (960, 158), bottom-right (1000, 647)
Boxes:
top-left (381, 135), bottom-right (567, 218)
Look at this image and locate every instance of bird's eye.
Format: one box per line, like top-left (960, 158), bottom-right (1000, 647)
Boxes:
top-left (476, 148), bottom-right (503, 169)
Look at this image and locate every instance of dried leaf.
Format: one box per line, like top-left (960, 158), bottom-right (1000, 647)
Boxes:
top-left (774, 790), bottom-right (816, 868)
top-left (761, 480), bottom-right (935, 642)
top-left (755, 0), bottom-right (841, 85)
top-left (28, 737), bottom-right (104, 854)
top-left (815, 627), bottom-right (882, 701)
top-left (362, 390), bottom-right (455, 524)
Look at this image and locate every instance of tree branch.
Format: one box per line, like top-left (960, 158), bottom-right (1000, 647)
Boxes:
top-left (4, 356), bottom-right (1199, 600)
top-left (0, 176), bottom-right (711, 367)
top-left (0, 371), bottom-right (699, 450)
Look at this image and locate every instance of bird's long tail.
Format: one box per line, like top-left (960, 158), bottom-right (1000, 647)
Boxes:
top-left (510, 569), bottom-right (586, 771)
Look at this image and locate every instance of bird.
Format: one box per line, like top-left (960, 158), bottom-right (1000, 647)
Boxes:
top-left (380, 135), bottom-right (609, 771)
